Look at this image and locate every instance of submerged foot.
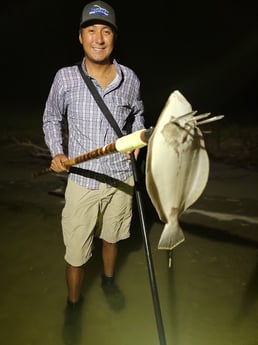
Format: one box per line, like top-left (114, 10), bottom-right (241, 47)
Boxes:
top-left (62, 296), bottom-right (84, 345)
top-left (101, 274), bottom-right (125, 311)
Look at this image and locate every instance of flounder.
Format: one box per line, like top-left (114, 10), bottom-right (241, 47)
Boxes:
top-left (146, 90), bottom-right (221, 250)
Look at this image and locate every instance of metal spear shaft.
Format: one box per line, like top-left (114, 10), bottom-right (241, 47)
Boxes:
top-left (130, 152), bottom-right (167, 345)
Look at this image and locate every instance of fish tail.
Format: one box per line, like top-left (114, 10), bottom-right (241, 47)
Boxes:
top-left (158, 223), bottom-right (185, 250)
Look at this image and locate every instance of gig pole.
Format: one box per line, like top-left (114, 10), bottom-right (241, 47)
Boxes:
top-left (130, 152), bottom-right (167, 345)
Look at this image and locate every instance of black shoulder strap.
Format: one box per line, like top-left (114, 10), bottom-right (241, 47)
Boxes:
top-left (77, 61), bottom-right (123, 138)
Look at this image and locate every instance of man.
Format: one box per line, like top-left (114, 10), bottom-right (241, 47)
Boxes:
top-left (43, 1), bottom-right (145, 308)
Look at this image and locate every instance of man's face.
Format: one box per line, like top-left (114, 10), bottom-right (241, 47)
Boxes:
top-left (79, 23), bottom-right (115, 64)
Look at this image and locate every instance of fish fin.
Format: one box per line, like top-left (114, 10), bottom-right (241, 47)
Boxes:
top-left (158, 222), bottom-right (185, 250)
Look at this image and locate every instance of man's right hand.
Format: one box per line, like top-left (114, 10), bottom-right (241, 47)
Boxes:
top-left (51, 154), bottom-right (68, 172)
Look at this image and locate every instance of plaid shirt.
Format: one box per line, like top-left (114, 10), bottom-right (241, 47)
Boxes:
top-left (43, 59), bottom-right (145, 189)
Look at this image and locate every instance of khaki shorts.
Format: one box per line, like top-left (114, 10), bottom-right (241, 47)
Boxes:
top-left (61, 176), bottom-right (134, 266)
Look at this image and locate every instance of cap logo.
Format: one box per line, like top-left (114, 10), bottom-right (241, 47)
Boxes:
top-left (89, 5), bottom-right (109, 17)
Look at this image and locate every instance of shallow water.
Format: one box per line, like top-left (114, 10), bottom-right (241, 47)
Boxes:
top-left (1, 138), bottom-right (258, 345)
top-left (1, 188), bottom-right (258, 345)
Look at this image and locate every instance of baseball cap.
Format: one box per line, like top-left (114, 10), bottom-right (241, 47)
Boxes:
top-left (80, 1), bottom-right (117, 31)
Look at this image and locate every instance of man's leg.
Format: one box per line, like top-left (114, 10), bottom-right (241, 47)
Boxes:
top-left (102, 240), bottom-right (118, 277)
top-left (66, 263), bottom-right (85, 304)
top-left (63, 264), bottom-right (84, 344)
top-left (101, 239), bottom-right (125, 310)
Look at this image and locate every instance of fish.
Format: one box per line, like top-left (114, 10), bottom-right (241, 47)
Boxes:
top-left (145, 90), bottom-right (223, 250)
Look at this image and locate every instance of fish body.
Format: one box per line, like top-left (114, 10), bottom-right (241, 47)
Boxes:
top-left (146, 90), bottom-right (209, 250)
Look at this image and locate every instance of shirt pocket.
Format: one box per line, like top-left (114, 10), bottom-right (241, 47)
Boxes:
top-left (106, 95), bottom-right (134, 131)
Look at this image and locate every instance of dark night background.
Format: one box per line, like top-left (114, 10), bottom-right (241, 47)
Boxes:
top-left (0, 4), bottom-right (258, 344)
top-left (1, 1), bottom-right (257, 127)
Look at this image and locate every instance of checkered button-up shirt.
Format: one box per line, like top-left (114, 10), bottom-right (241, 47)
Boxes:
top-left (43, 59), bottom-right (145, 189)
